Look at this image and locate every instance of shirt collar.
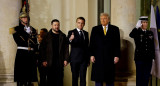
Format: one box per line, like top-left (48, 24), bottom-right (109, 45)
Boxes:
top-left (142, 29), bottom-right (146, 32)
top-left (102, 24), bottom-right (108, 29)
top-left (76, 28), bottom-right (83, 32)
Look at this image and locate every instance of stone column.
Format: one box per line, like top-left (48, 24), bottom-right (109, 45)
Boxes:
top-left (0, 0), bottom-right (21, 86)
top-left (111, 0), bottom-right (137, 85)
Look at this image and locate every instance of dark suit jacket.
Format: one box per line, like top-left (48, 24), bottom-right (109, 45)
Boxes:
top-left (40, 29), bottom-right (69, 68)
top-left (68, 29), bottom-right (90, 63)
top-left (90, 24), bottom-right (120, 83)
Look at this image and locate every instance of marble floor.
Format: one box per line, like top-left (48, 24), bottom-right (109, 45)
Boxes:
top-left (0, 80), bottom-right (136, 86)
top-left (0, 76), bottom-right (136, 86)
top-left (0, 82), bottom-right (136, 86)
top-left (0, 81), bottom-right (136, 86)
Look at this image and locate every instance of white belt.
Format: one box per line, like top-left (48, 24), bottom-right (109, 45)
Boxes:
top-left (17, 47), bottom-right (34, 50)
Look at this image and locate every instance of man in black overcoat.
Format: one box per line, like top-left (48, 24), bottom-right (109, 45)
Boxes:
top-left (90, 13), bottom-right (120, 86)
top-left (40, 19), bottom-right (69, 86)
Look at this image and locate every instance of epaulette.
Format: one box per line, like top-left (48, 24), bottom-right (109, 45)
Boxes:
top-left (158, 29), bottom-right (160, 32)
top-left (9, 27), bottom-right (16, 34)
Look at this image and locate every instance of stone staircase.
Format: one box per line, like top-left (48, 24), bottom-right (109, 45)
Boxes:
top-left (115, 75), bottom-right (136, 86)
top-left (0, 82), bottom-right (38, 86)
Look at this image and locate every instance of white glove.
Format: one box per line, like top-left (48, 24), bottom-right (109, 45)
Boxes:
top-left (136, 20), bottom-right (142, 29)
top-left (25, 26), bottom-right (31, 34)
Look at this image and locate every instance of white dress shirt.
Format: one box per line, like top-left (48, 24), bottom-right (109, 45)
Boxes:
top-left (76, 28), bottom-right (85, 39)
top-left (102, 25), bottom-right (109, 33)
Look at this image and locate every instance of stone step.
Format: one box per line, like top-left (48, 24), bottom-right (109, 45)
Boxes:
top-left (0, 82), bottom-right (16, 86)
top-left (114, 75), bottom-right (136, 86)
top-left (0, 82), bottom-right (38, 86)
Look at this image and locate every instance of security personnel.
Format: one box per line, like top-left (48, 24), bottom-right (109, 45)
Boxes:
top-left (129, 16), bottom-right (155, 86)
top-left (36, 28), bottom-right (48, 86)
top-left (10, 11), bottom-right (38, 86)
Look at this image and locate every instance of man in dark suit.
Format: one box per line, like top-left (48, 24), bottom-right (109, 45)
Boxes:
top-left (68, 17), bottom-right (90, 86)
top-left (129, 16), bottom-right (155, 86)
top-left (36, 28), bottom-right (48, 86)
top-left (40, 19), bottom-right (69, 86)
top-left (90, 13), bottom-right (120, 86)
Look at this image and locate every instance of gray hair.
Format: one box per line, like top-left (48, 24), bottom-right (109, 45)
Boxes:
top-left (100, 13), bottom-right (110, 20)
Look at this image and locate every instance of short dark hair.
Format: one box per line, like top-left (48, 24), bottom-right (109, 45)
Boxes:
top-left (41, 28), bottom-right (48, 33)
top-left (76, 17), bottom-right (85, 23)
top-left (51, 19), bottom-right (60, 25)
top-left (36, 34), bottom-right (40, 38)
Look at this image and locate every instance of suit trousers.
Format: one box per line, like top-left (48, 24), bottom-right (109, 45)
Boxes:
top-left (71, 61), bottom-right (88, 86)
top-left (135, 60), bottom-right (152, 86)
top-left (46, 67), bottom-right (63, 86)
top-left (38, 65), bottom-right (47, 86)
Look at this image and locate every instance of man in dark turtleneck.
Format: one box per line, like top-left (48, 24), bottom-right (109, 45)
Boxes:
top-left (11, 12), bottom-right (38, 86)
top-left (40, 19), bottom-right (69, 86)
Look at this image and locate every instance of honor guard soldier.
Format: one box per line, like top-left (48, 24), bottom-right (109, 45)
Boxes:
top-left (10, 10), bottom-right (38, 86)
top-left (129, 16), bottom-right (155, 86)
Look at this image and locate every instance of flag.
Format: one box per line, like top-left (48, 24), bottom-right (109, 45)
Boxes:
top-left (156, 6), bottom-right (160, 47)
top-left (150, 5), bottom-right (160, 79)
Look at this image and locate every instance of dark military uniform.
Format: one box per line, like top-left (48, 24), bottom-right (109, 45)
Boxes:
top-left (130, 28), bottom-right (155, 61)
top-left (130, 28), bottom-right (155, 86)
top-left (11, 23), bottom-right (38, 83)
